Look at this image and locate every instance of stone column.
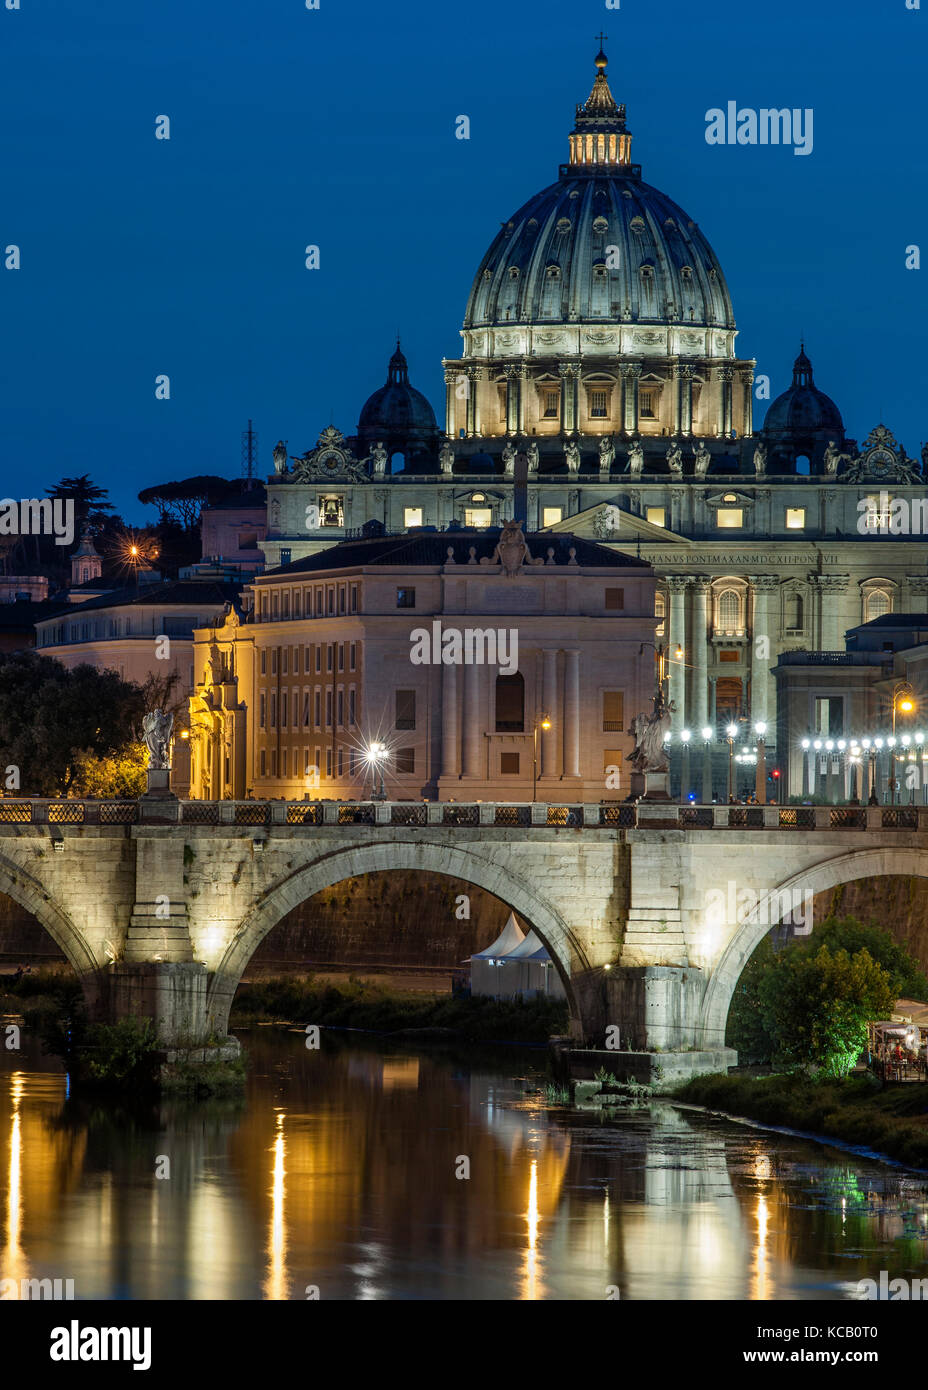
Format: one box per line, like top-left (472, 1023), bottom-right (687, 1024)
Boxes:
top-left (465, 367), bottom-right (478, 436)
top-left (692, 577), bottom-right (710, 731)
top-left (442, 663), bottom-right (459, 778)
top-left (748, 575), bottom-right (778, 726)
top-left (563, 649), bottom-right (580, 778)
top-left (505, 364), bottom-right (521, 435)
top-left (718, 366), bottom-right (733, 436)
top-left (463, 663), bottom-right (482, 778)
top-left (676, 365), bottom-right (693, 436)
top-left (558, 363), bottom-right (578, 433)
top-left (666, 576), bottom-right (689, 727)
top-left (623, 364), bottom-right (641, 434)
top-left (542, 648), bottom-right (558, 777)
top-left (444, 368), bottom-right (458, 437)
top-left (708, 675), bottom-right (717, 729)
top-left (809, 575), bottom-right (850, 651)
top-left (739, 368), bottom-right (754, 437)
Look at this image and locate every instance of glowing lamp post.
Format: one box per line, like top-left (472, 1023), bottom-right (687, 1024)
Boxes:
top-left (701, 725), bottom-right (713, 804)
top-left (533, 714), bottom-right (551, 801)
top-left (754, 721), bottom-right (767, 803)
top-left (368, 741), bottom-right (387, 801)
top-left (726, 722), bottom-right (738, 802)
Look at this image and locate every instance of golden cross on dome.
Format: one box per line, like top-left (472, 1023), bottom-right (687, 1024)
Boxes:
top-left (596, 32), bottom-right (608, 47)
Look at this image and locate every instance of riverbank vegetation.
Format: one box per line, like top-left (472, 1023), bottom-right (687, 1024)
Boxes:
top-left (231, 975), bottom-right (568, 1042)
top-left (673, 1071), bottom-right (928, 1168)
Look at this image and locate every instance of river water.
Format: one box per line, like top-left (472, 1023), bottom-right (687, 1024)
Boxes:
top-left (1, 1027), bottom-right (927, 1301)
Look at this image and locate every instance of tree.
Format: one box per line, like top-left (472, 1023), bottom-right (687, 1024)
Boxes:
top-left (726, 935), bottom-right (778, 1063)
top-left (46, 475), bottom-right (114, 526)
top-left (0, 652), bottom-right (145, 795)
top-left (759, 944), bottom-right (894, 1077)
top-left (69, 744), bottom-right (147, 799)
top-left (138, 476), bottom-right (238, 530)
top-left (802, 915), bottom-right (928, 999)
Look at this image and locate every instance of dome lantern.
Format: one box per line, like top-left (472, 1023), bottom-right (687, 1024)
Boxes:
top-left (568, 41), bottom-right (632, 169)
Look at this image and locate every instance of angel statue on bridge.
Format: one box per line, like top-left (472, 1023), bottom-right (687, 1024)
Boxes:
top-left (629, 692), bottom-right (676, 774)
top-left (142, 709), bottom-right (174, 771)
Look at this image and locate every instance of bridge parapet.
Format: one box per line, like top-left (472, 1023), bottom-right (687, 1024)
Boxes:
top-left (1, 798), bottom-right (924, 835)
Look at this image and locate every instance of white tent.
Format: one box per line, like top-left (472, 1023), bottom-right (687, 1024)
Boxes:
top-left (469, 912), bottom-right (525, 996)
top-left (498, 929), bottom-right (567, 1000)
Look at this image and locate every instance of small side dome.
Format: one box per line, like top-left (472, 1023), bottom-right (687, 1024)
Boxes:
top-left (357, 340), bottom-right (439, 468)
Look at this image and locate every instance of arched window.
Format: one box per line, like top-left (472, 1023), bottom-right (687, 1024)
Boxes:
top-left (717, 589), bottom-right (741, 632)
top-left (495, 672), bottom-right (525, 732)
top-left (866, 589), bottom-right (891, 622)
top-left (785, 591), bottom-right (803, 630)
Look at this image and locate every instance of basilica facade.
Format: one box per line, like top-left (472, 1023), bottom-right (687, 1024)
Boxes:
top-left (244, 47), bottom-right (927, 789)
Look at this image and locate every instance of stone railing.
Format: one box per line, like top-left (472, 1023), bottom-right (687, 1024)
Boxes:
top-left (0, 798), bottom-right (925, 833)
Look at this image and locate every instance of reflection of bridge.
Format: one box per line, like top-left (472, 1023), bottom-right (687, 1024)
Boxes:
top-left (1, 796), bottom-right (926, 1056)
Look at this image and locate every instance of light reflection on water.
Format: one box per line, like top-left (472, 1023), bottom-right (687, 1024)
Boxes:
top-left (0, 1030), bottom-right (927, 1301)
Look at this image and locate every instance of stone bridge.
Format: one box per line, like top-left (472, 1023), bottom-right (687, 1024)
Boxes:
top-left (0, 796), bottom-right (925, 1059)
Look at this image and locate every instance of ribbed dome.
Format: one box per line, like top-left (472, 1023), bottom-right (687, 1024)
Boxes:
top-left (463, 176), bottom-right (734, 331)
top-left (357, 342), bottom-right (438, 455)
top-left (763, 345), bottom-right (844, 439)
top-left (462, 54), bottom-right (734, 334)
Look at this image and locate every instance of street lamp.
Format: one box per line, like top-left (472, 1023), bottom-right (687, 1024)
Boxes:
top-left (680, 729), bottom-right (691, 802)
top-left (891, 684), bottom-right (916, 804)
top-left (533, 713), bottom-right (551, 801)
top-left (754, 721), bottom-right (767, 804)
top-left (368, 741), bottom-right (387, 801)
top-left (701, 725), bottom-right (713, 804)
top-left (726, 722), bottom-right (738, 802)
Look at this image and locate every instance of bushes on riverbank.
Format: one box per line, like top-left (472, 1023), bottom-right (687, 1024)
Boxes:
top-left (674, 1071), bottom-right (928, 1168)
top-left (231, 976), bottom-right (568, 1042)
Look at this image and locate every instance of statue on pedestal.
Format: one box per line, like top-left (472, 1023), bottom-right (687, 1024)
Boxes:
top-left (564, 439), bottom-right (581, 476)
top-left (501, 441), bottom-right (516, 477)
top-left (272, 440), bottom-right (288, 475)
top-left (666, 440), bottom-right (683, 478)
top-left (370, 441), bottom-right (388, 477)
top-left (693, 440), bottom-right (711, 478)
top-left (753, 440), bottom-right (767, 477)
top-left (527, 441), bottom-right (540, 475)
top-left (438, 439), bottom-right (455, 475)
top-left (627, 438), bottom-right (644, 476)
top-left (629, 691), bottom-right (676, 774)
top-left (598, 436), bottom-right (615, 474)
top-left (142, 709), bottom-right (174, 771)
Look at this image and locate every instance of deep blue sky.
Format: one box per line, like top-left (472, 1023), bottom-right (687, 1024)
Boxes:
top-left (2, 0), bottom-right (925, 523)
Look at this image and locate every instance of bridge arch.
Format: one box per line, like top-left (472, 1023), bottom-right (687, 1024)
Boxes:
top-left (699, 847), bottom-right (928, 1048)
top-left (0, 852), bottom-right (99, 980)
top-left (206, 839), bottom-right (586, 1034)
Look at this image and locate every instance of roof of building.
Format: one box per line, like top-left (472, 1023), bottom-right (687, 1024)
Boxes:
top-left (263, 529), bottom-right (650, 578)
top-left (33, 579), bottom-right (243, 621)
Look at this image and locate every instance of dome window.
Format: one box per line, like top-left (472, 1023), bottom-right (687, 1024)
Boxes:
top-left (556, 217), bottom-right (572, 234)
top-left (483, 269), bottom-right (492, 281)
top-left (545, 264), bottom-right (561, 280)
top-left (592, 216), bottom-right (609, 234)
top-left (592, 261), bottom-right (608, 279)
top-left (681, 265), bottom-right (693, 282)
top-left (639, 264), bottom-right (654, 280)
top-left (630, 216), bottom-right (646, 234)
top-left (508, 266), bottom-right (520, 281)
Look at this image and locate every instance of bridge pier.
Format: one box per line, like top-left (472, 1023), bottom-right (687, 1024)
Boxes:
top-left (103, 962), bottom-right (212, 1047)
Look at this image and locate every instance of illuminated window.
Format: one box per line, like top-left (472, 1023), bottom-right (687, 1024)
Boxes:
top-left (588, 389), bottom-right (608, 418)
top-left (542, 506), bottom-right (563, 527)
top-left (716, 509), bottom-right (743, 528)
top-left (640, 390), bottom-right (656, 418)
top-left (465, 508), bottom-right (492, 528)
top-left (655, 594), bottom-right (665, 638)
top-left (717, 590), bottom-right (742, 630)
top-left (602, 691), bottom-right (624, 731)
top-left (646, 506), bottom-right (666, 527)
top-left (785, 507), bottom-right (805, 529)
top-left (543, 389), bottom-right (559, 417)
top-left (866, 589), bottom-right (892, 621)
top-left (404, 507), bottom-right (423, 527)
